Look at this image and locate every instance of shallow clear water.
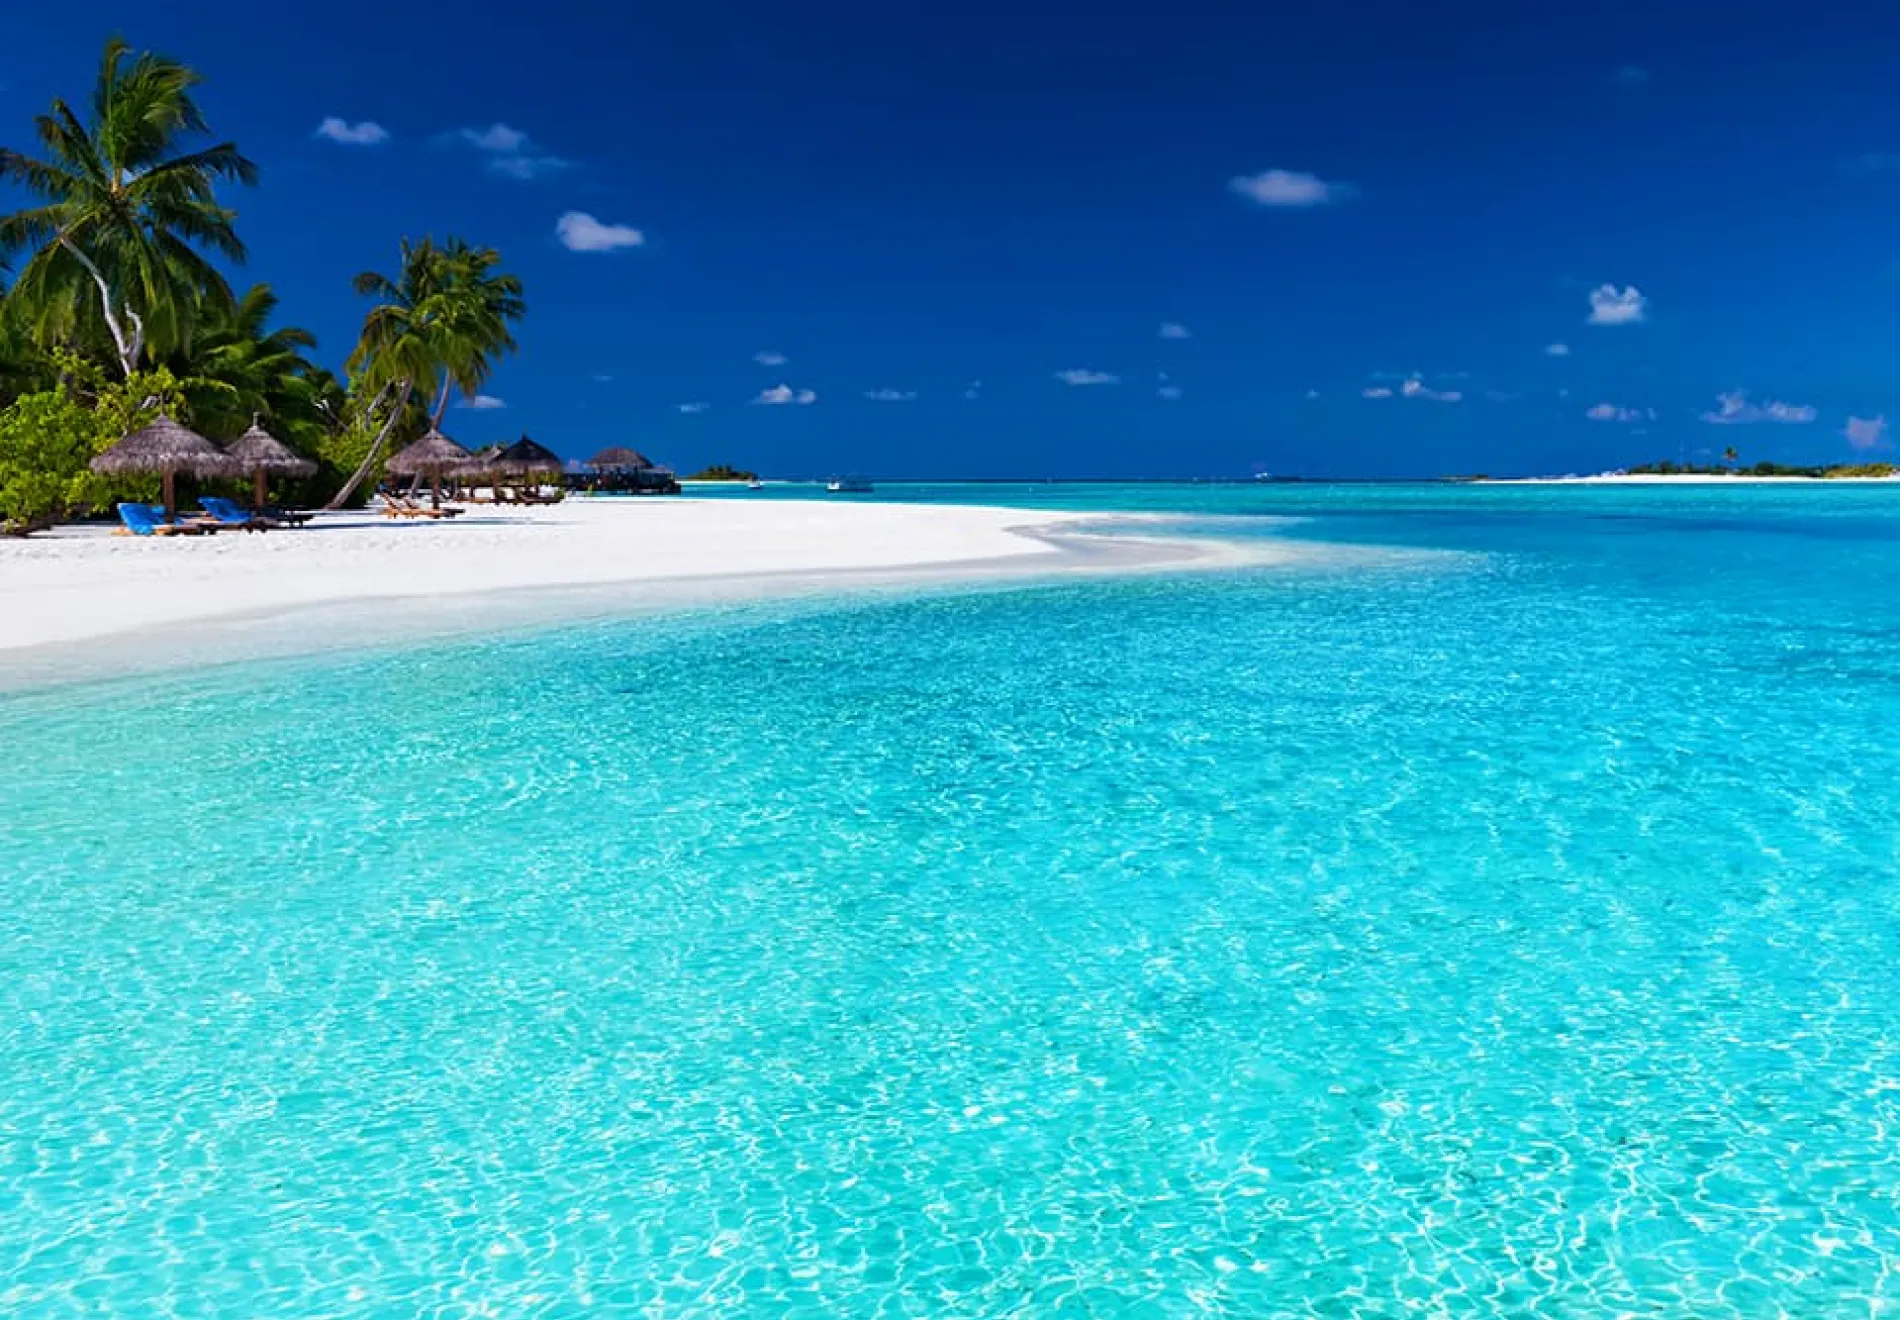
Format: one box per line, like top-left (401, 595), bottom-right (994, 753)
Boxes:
top-left (4, 484), bottom-right (1900, 1317)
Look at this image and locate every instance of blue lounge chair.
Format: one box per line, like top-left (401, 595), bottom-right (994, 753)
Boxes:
top-left (199, 496), bottom-right (274, 530)
top-left (117, 503), bottom-right (214, 537)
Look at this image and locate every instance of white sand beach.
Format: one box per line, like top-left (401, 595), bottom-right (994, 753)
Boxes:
top-left (0, 498), bottom-right (1265, 681)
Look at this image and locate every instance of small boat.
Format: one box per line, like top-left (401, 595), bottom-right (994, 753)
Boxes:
top-left (747, 478), bottom-right (763, 490)
top-left (826, 476), bottom-right (873, 493)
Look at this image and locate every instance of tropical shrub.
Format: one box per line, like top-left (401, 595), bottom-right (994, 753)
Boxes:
top-left (0, 386), bottom-right (107, 534)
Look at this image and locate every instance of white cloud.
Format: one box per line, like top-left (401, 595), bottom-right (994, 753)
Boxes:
top-left (1055, 369), bottom-right (1119, 386)
top-left (1545, 342), bottom-right (1571, 357)
top-left (1305, 388), bottom-right (1321, 399)
top-left (1399, 376), bottom-right (1462, 402)
top-left (1700, 390), bottom-right (1817, 425)
top-left (863, 388), bottom-right (916, 402)
top-left (1229, 169), bottom-right (1350, 207)
top-left (1365, 374), bottom-right (1460, 403)
top-left (556, 212), bottom-right (645, 252)
top-left (1158, 322), bottom-right (1192, 340)
top-left (754, 350), bottom-right (787, 366)
top-left (1586, 402), bottom-right (1648, 422)
top-left (1844, 415), bottom-right (1890, 451)
top-left (963, 380), bottom-right (982, 400)
top-left (489, 154), bottom-right (572, 181)
top-left (454, 124), bottom-right (571, 181)
top-left (456, 394), bottom-right (506, 410)
top-left (1587, 284), bottom-right (1647, 325)
top-left (677, 402), bottom-right (709, 414)
top-left (592, 373), bottom-right (614, 383)
top-left (315, 117), bottom-right (389, 146)
top-left (461, 123), bottom-right (530, 153)
top-left (1157, 385), bottom-right (1184, 400)
top-left (753, 384), bottom-right (816, 406)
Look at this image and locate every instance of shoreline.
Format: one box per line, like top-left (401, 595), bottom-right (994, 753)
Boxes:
top-left (0, 499), bottom-right (1283, 691)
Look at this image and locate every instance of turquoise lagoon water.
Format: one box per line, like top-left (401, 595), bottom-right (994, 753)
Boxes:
top-left (4, 483), bottom-right (1900, 1316)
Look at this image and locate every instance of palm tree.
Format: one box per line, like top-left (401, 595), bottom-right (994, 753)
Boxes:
top-left (326, 237), bottom-right (525, 508)
top-left (169, 283), bottom-right (324, 441)
top-left (0, 36), bottom-right (256, 378)
top-left (1722, 446), bottom-right (1739, 466)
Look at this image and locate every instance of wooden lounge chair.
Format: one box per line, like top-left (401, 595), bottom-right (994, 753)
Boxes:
top-left (381, 495), bottom-right (463, 519)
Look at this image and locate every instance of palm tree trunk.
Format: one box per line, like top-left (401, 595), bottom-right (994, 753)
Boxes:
top-left (325, 380), bottom-right (412, 510)
top-left (59, 236), bottom-right (142, 378)
top-left (431, 372), bottom-right (454, 427)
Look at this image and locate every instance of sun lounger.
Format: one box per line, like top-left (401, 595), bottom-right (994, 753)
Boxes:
top-left (203, 495), bottom-right (311, 528)
top-left (381, 495), bottom-right (463, 519)
top-left (116, 503), bottom-right (216, 537)
top-left (197, 496), bottom-right (273, 531)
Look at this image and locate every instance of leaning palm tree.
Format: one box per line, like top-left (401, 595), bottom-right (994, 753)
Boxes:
top-left (325, 237), bottom-right (525, 509)
top-left (414, 237), bottom-right (525, 424)
top-left (0, 36), bottom-right (256, 378)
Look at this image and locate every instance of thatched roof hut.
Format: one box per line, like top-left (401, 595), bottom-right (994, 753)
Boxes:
top-left (486, 435), bottom-right (564, 476)
top-left (587, 445), bottom-right (660, 472)
top-left (225, 420), bottom-right (316, 510)
top-left (227, 420), bottom-right (317, 476)
top-left (385, 427), bottom-right (473, 508)
top-left (385, 427), bottom-right (473, 475)
top-left (91, 414), bottom-right (240, 515)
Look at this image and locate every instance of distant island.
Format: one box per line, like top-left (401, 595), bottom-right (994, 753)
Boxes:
top-left (1489, 460), bottom-right (1900, 484)
top-left (1626, 460), bottom-right (1898, 479)
top-left (684, 464), bottom-right (759, 482)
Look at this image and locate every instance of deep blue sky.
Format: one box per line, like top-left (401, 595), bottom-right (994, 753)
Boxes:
top-left (6, 1), bottom-right (1900, 477)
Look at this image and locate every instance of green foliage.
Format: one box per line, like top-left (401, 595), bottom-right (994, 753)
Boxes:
top-left (686, 463), bottom-right (758, 481)
top-left (0, 384), bottom-right (109, 533)
top-left (169, 283), bottom-right (327, 442)
top-left (0, 350), bottom-right (214, 533)
top-left (349, 236), bottom-right (526, 405)
top-left (310, 389), bottom-right (383, 509)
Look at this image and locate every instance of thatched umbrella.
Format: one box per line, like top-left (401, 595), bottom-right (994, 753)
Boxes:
top-left (468, 435), bottom-right (565, 501)
top-left (385, 427), bottom-right (473, 508)
top-left (488, 435), bottom-right (564, 477)
top-left (225, 418), bottom-right (317, 511)
top-left (587, 445), bottom-right (657, 473)
top-left (91, 414), bottom-right (241, 517)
